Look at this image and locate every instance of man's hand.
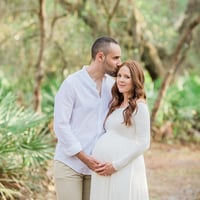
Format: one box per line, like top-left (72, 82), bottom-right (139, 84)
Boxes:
top-left (76, 151), bottom-right (116, 176)
top-left (95, 162), bottom-right (116, 176)
top-left (76, 151), bottom-right (100, 171)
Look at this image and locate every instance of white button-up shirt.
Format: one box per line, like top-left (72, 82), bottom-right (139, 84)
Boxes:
top-left (53, 66), bottom-right (114, 174)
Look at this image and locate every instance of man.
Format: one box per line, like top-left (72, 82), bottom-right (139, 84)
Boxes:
top-left (53, 36), bottom-right (121, 200)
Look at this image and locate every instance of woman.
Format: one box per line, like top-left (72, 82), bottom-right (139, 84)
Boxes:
top-left (90, 60), bottom-right (150, 200)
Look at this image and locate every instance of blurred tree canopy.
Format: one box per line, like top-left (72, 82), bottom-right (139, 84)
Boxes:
top-left (0, 0), bottom-right (200, 137)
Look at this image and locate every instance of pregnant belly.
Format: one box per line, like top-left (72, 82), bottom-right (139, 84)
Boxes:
top-left (93, 132), bottom-right (132, 163)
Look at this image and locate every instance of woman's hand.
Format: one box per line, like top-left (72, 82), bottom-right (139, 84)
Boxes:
top-left (95, 162), bottom-right (116, 176)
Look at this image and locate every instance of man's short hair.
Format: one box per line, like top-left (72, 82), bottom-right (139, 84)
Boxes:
top-left (91, 36), bottom-right (119, 60)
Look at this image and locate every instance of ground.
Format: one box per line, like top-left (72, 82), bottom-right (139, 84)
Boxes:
top-left (37, 141), bottom-right (200, 200)
top-left (145, 142), bottom-right (200, 200)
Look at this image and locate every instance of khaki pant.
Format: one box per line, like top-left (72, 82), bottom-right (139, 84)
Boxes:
top-left (53, 160), bottom-right (91, 200)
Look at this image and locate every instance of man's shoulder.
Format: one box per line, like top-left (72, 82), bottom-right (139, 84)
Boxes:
top-left (65, 68), bottom-right (84, 81)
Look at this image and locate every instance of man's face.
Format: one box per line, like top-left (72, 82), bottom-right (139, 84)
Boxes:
top-left (103, 43), bottom-right (121, 77)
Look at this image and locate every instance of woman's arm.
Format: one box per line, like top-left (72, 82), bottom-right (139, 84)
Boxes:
top-left (112, 102), bottom-right (151, 171)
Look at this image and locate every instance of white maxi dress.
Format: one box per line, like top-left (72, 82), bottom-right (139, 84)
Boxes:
top-left (90, 102), bottom-right (150, 200)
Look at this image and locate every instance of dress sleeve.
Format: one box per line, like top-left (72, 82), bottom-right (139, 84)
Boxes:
top-left (112, 102), bottom-right (151, 170)
top-left (53, 78), bottom-right (82, 156)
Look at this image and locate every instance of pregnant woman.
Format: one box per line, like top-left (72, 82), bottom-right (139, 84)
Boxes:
top-left (90, 60), bottom-right (150, 200)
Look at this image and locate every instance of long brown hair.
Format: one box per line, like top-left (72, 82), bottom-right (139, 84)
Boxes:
top-left (106, 60), bottom-right (146, 126)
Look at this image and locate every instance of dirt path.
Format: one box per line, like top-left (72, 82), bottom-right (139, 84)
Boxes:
top-left (37, 142), bottom-right (200, 200)
top-left (145, 142), bottom-right (200, 200)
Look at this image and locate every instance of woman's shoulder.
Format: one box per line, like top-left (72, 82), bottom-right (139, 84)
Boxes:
top-left (135, 98), bottom-right (149, 113)
top-left (136, 98), bottom-right (147, 105)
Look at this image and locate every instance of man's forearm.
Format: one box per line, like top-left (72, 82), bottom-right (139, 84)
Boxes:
top-left (76, 151), bottom-right (101, 171)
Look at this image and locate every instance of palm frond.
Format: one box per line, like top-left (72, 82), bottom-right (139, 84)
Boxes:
top-left (0, 85), bottom-right (54, 198)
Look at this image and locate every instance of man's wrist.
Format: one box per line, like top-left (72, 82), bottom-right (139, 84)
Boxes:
top-left (76, 151), bottom-right (89, 164)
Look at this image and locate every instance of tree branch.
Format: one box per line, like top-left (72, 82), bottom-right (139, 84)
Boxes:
top-left (150, 15), bottom-right (200, 136)
top-left (46, 0), bottom-right (67, 41)
top-left (101, 0), bottom-right (120, 35)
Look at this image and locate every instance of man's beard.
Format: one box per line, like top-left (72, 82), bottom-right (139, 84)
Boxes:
top-left (106, 68), bottom-right (118, 77)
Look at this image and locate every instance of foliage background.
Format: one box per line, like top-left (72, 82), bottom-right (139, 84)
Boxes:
top-left (0, 0), bottom-right (200, 199)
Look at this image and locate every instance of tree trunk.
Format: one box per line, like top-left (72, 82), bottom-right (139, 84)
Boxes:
top-left (151, 15), bottom-right (200, 137)
top-left (125, 4), bottom-right (166, 80)
top-left (34, 0), bottom-right (46, 112)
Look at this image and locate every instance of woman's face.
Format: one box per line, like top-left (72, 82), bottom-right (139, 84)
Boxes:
top-left (116, 65), bottom-right (133, 96)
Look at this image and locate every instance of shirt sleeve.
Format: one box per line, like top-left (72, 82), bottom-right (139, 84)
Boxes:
top-left (112, 102), bottom-right (151, 170)
top-left (53, 78), bottom-right (82, 156)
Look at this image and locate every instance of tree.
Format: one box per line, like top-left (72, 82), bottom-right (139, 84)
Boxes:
top-left (34, 0), bottom-right (46, 112)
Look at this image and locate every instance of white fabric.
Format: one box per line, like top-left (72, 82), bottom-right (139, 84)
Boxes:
top-left (53, 66), bottom-right (114, 175)
top-left (90, 102), bottom-right (150, 200)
